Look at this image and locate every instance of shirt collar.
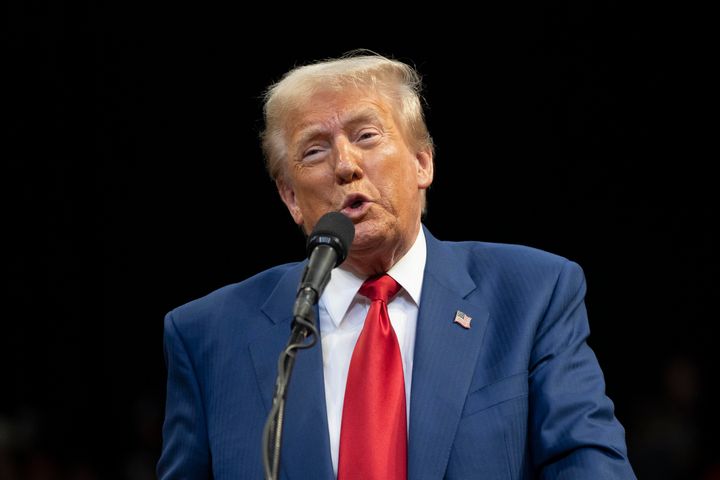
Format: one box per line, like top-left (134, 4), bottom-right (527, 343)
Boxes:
top-left (320, 227), bottom-right (427, 329)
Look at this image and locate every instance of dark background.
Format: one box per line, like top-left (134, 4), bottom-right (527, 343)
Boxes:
top-left (5, 2), bottom-right (717, 479)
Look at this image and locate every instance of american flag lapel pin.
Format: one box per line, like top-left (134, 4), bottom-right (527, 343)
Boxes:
top-left (453, 310), bottom-right (472, 329)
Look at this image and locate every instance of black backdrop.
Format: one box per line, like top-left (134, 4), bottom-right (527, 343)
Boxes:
top-left (5, 2), bottom-right (717, 479)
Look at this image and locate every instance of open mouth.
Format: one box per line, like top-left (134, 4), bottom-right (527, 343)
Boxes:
top-left (341, 194), bottom-right (371, 217)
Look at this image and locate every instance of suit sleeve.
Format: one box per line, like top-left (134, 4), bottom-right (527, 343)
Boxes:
top-left (529, 260), bottom-right (637, 479)
top-left (157, 311), bottom-right (212, 479)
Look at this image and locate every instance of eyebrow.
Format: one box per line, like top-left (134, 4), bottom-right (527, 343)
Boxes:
top-left (342, 108), bottom-right (385, 129)
top-left (293, 108), bottom-right (386, 152)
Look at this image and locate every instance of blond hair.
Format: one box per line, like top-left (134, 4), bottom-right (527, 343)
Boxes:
top-left (261, 50), bottom-right (434, 182)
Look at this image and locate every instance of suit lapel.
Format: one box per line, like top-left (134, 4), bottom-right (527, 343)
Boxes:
top-left (248, 228), bottom-right (489, 480)
top-left (249, 263), bottom-right (334, 480)
top-left (408, 228), bottom-right (490, 479)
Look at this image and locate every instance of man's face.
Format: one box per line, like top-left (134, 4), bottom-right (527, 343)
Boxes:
top-left (276, 87), bottom-right (433, 272)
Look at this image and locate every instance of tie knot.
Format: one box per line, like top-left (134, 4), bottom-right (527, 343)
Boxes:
top-left (359, 274), bottom-right (402, 303)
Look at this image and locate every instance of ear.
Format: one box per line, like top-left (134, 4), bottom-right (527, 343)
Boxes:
top-left (415, 148), bottom-right (434, 189)
top-left (276, 178), bottom-right (304, 226)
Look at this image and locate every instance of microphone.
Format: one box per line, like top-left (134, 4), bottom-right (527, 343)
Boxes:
top-left (263, 212), bottom-right (353, 479)
top-left (263, 212), bottom-right (353, 480)
top-left (293, 212), bottom-right (355, 324)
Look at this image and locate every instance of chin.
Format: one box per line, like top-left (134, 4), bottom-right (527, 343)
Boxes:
top-left (350, 220), bottom-right (396, 252)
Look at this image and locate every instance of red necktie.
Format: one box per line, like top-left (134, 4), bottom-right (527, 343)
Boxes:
top-left (338, 274), bottom-right (407, 480)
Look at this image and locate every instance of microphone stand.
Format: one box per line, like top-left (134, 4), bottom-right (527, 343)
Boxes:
top-left (261, 310), bottom-right (318, 480)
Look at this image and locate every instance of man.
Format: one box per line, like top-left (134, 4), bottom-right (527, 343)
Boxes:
top-left (158, 52), bottom-right (636, 479)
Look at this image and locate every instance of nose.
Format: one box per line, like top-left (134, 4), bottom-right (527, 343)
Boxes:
top-left (334, 137), bottom-right (363, 184)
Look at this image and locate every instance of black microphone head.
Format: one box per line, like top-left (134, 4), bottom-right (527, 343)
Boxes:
top-left (306, 212), bottom-right (355, 266)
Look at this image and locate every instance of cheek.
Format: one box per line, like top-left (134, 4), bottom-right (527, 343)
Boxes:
top-left (382, 158), bottom-right (420, 192)
top-left (294, 169), bottom-right (334, 198)
top-left (295, 177), bottom-right (335, 210)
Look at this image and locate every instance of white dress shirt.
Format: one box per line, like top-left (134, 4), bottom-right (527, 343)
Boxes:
top-left (318, 227), bottom-right (426, 476)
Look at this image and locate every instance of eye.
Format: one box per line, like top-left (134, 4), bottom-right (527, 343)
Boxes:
top-left (302, 146), bottom-right (327, 160)
top-left (356, 129), bottom-right (380, 143)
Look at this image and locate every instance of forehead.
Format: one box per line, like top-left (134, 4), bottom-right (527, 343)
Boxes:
top-left (285, 87), bottom-right (396, 139)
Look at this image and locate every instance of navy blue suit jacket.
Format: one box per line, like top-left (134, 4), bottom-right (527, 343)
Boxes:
top-left (158, 227), bottom-right (636, 479)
